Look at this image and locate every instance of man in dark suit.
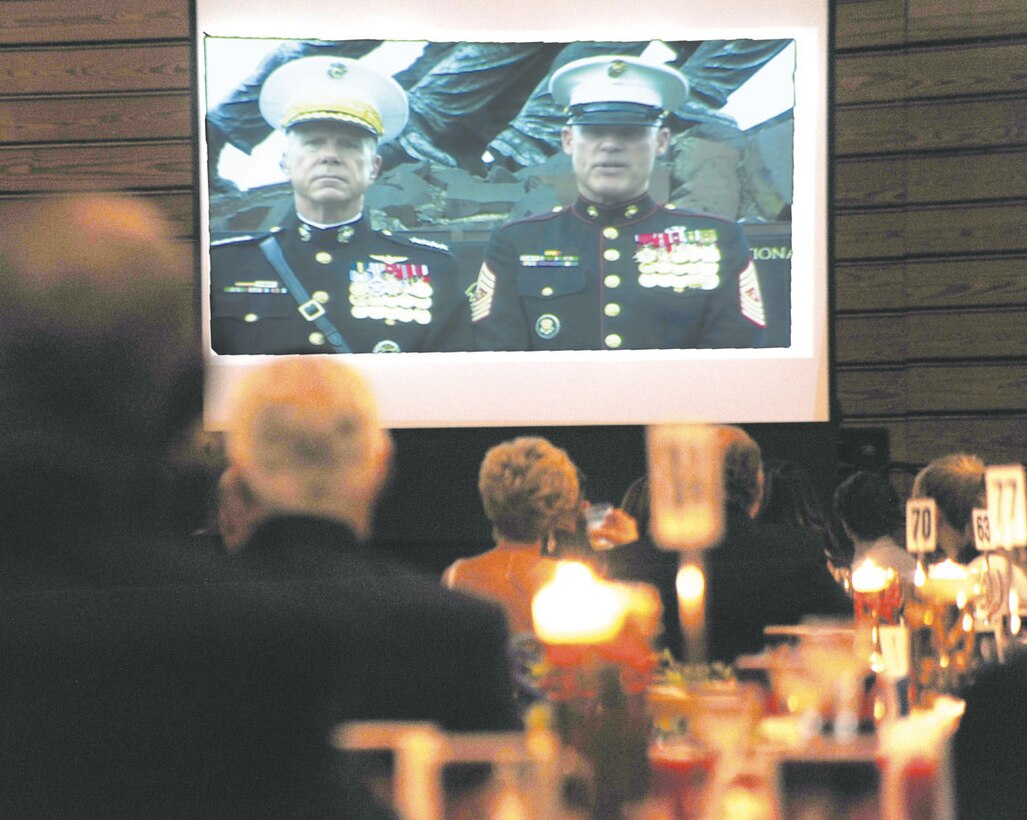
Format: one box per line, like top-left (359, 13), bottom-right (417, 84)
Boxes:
top-left (0, 196), bottom-right (516, 817)
top-left (606, 426), bottom-right (850, 662)
top-left (0, 195), bottom-right (324, 817)
top-left (221, 352), bottom-right (519, 716)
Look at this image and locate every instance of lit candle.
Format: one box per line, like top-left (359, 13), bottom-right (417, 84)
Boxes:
top-left (922, 559), bottom-right (975, 605)
top-left (851, 559), bottom-right (889, 594)
top-left (676, 556), bottom-right (707, 663)
top-left (676, 562), bottom-right (705, 625)
top-left (532, 561), bottom-right (628, 645)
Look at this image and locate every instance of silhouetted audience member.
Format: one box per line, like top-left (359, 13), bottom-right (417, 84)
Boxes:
top-left (833, 470), bottom-right (917, 584)
top-left (442, 436), bottom-right (579, 635)
top-left (703, 426), bottom-right (852, 662)
top-left (0, 195), bottom-right (380, 818)
top-left (953, 648), bottom-right (1027, 819)
top-left (911, 453), bottom-right (986, 564)
top-left (0, 195), bottom-right (205, 591)
top-left (606, 428), bottom-right (851, 663)
top-left (761, 458), bottom-right (853, 575)
top-left (761, 459), bottom-right (830, 533)
top-left (222, 357), bottom-right (519, 735)
top-left (2, 196), bottom-right (515, 818)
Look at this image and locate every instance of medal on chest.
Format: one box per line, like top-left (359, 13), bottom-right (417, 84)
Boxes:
top-left (349, 255), bottom-right (433, 325)
top-left (634, 227), bottom-right (722, 291)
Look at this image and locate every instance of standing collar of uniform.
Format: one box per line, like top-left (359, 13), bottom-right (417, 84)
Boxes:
top-left (280, 209), bottom-right (371, 245)
top-left (571, 193), bottom-right (657, 226)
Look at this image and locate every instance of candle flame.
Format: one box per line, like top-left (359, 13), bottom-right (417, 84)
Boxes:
top-left (851, 558), bottom-right (889, 593)
top-left (676, 564), bottom-right (705, 605)
top-left (531, 561), bottom-right (627, 644)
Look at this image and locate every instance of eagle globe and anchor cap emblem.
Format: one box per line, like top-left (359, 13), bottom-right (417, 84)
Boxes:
top-left (607, 60), bottom-right (628, 78)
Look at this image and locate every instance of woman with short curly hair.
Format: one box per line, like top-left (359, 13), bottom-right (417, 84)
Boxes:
top-left (443, 436), bottom-right (580, 635)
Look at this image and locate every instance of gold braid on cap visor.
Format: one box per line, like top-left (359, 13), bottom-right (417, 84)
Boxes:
top-left (281, 98), bottom-right (385, 136)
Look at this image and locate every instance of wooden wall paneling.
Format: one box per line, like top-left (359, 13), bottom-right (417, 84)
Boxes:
top-left (902, 256), bottom-right (1027, 307)
top-left (907, 363), bottom-right (1027, 412)
top-left (906, 308), bottom-right (1027, 359)
top-left (906, 148), bottom-right (1027, 203)
top-left (833, 207), bottom-right (1026, 263)
top-left (0, 0), bottom-right (190, 45)
top-left (907, 0), bottom-right (1027, 42)
top-left (835, 42), bottom-right (1027, 105)
top-left (838, 363), bottom-right (1027, 417)
top-left (0, 189), bottom-right (193, 230)
top-left (904, 203), bottom-right (1027, 255)
top-left (834, 157), bottom-right (906, 207)
top-left (837, 257), bottom-right (1027, 312)
top-left (0, 142), bottom-right (193, 193)
top-left (834, 0), bottom-right (907, 50)
top-left (0, 45), bottom-right (191, 96)
top-left (836, 149), bottom-right (1027, 206)
top-left (906, 95), bottom-right (1027, 152)
top-left (834, 314), bottom-right (907, 364)
top-left (836, 367), bottom-right (908, 416)
top-left (835, 96), bottom-right (1027, 156)
top-left (834, 102), bottom-right (908, 156)
top-left (0, 93), bottom-right (192, 144)
top-left (834, 260), bottom-right (907, 311)
top-left (833, 210), bottom-right (908, 259)
top-left (841, 416), bottom-right (1027, 466)
top-left (901, 416), bottom-right (1027, 464)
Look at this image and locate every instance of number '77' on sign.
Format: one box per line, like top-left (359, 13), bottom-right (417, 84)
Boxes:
top-left (906, 498), bottom-right (938, 554)
top-left (986, 464), bottom-right (1027, 549)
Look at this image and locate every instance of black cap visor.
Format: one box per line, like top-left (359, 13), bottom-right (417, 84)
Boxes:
top-left (566, 101), bottom-right (664, 127)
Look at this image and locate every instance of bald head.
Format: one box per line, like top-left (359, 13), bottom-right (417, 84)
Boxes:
top-left (225, 358), bottom-right (391, 537)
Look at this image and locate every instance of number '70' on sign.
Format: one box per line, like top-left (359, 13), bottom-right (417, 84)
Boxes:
top-left (906, 498), bottom-right (938, 554)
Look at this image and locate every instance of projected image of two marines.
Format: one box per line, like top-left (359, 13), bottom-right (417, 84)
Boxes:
top-left (208, 42), bottom-right (784, 354)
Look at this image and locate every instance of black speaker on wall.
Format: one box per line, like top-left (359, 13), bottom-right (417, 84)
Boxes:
top-left (837, 427), bottom-right (890, 474)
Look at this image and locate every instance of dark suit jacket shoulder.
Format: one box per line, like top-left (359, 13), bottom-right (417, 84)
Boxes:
top-left (1, 516), bottom-right (516, 817)
top-left (705, 512), bottom-right (852, 662)
top-left (604, 513), bottom-right (851, 664)
top-left (236, 515), bottom-right (520, 733)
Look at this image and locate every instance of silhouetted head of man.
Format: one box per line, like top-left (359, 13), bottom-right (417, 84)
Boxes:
top-left (0, 195), bottom-right (202, 532)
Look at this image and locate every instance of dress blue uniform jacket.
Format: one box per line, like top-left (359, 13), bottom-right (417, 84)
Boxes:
top-left (471, 193), bottom-right (768, 351)
top-left (210, 210), bottom-right (472, 354)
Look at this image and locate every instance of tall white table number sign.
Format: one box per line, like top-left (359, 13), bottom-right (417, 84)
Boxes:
top-left (972, 508), bottom-right (995, 553)
top-left (646, 424), bottom-right (724, 665)
top-left (986, 464), bottom-right (1027, 549)
top-left (646, 424), bottom-right (724, 552)
top-left (906, 497), bottom-right (939, 556)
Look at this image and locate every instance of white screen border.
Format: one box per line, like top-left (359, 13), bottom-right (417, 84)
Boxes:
top-left (195, 0), bottom-right (830, 429)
